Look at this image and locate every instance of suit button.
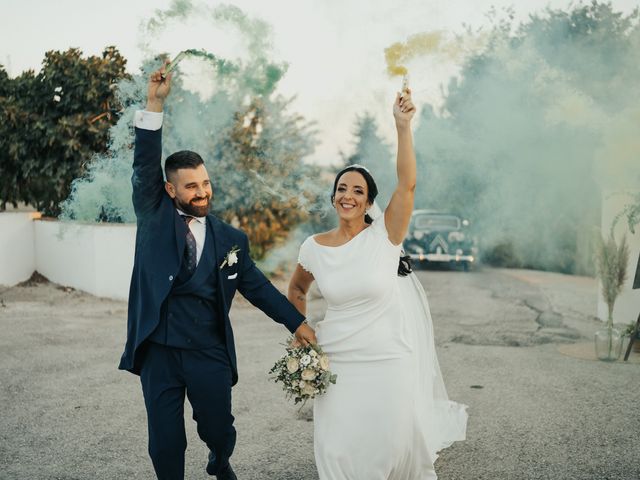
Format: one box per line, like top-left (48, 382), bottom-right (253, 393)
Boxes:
top-left (169, 275), bottom-right (174, 281)
top-left (168, 313), bottom-right (173, 318)
top-left (186, 338), bottom-right (192, 344)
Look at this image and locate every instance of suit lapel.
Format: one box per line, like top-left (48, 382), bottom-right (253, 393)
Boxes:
top-left (174, 210), bottom-right (187, 261)
top-left (207, 216), bottom-right (230, 314)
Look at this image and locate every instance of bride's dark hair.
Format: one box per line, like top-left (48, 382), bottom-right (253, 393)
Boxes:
top-left (330, 165), bottom-right (412, 276)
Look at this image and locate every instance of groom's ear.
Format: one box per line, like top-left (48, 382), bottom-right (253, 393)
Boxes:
top-left (164, 181), bottom-right (176, 198)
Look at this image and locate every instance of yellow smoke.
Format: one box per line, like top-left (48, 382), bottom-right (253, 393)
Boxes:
top-left (384, 31), bottom-right (479, 77)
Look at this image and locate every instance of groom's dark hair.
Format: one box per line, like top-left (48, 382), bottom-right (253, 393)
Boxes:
top-left (164, 150), bottom-right (205, 182)
top-left (331, 165), bottom-right (379, 224)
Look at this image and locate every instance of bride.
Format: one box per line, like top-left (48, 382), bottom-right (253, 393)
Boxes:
top-left (287, 88), bottom-right (467, 479)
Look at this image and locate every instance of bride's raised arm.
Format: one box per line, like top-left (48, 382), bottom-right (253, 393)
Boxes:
top-left (384, 89), bottom-right (417, 245)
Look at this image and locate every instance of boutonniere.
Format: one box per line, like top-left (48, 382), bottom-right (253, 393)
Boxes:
top-left (220, 245), bottom-right (241, 269)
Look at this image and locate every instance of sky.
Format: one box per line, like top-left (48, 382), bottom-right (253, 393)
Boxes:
top-left (2, 0), bottom-right (639, 165)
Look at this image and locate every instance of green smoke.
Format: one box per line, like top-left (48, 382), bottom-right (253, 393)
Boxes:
top-left (60, 1), bottom-right (324, 231)
top-left (409, 2), bottom-right (640, 274)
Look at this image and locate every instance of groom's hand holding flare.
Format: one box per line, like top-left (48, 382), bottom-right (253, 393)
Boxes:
top-left (146, 60), bottom-right (172, 112)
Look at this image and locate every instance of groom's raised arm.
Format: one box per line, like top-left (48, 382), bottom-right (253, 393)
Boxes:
top-left (131, 114), bottom-right (164, 217)
top-left (131, 63), bottom-right (172, 218)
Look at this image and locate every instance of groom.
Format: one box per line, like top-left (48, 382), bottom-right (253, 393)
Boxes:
top-left (118, 63), bottom-right (317, 480)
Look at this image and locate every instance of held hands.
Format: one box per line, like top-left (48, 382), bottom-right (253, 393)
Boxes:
top-left (293, 322), bottom-right (318, 347)
top-left (393, 89), bottom-right (416, 130)
top-left (146, 60), bottom-right (172, 112)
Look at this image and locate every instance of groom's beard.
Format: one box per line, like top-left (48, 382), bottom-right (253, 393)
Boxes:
top-left (176, 195), bottom-right (211, 217)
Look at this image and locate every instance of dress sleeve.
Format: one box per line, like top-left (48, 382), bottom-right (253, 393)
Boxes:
top-left (371, 217), bottom-right (403, 250)
top-left (297, 237), bottom-right (315, 275)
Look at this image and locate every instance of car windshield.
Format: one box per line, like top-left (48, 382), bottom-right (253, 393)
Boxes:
top-left (414, 215), bottom-right (460, 230)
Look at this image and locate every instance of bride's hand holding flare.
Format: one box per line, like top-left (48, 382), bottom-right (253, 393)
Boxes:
top-left (393, 88), bottom-right (416, 130)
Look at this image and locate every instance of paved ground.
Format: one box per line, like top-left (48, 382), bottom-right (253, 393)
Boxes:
top-left (0, 267), bottom-right (638, 480)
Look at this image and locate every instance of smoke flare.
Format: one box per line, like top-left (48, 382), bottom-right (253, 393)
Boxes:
top-left (384, 31), bottom-right (469, 77)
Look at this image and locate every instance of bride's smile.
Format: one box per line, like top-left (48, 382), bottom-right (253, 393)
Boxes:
top-left (333, 171), bottom-right (371, 221)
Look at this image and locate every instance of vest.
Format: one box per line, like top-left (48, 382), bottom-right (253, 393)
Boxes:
top-left (148, 219), bottom-right (224, 349)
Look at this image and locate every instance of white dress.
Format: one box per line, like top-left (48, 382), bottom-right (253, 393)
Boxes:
top-left (298, 218), bottom-right (467, 480)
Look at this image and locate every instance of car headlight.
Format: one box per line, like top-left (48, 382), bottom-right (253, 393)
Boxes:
top-left (408, 245), bottom-right (424, 254)
top-left (448, 231), bottom-right (465, 242)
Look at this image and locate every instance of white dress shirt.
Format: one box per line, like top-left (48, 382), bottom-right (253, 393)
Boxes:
top-left (177, 209), bottom-right (206, 265)
top-left (135, 110), bottom-right (207, 266)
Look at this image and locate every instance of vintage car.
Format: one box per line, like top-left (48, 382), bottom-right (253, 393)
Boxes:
top-left (403, 210), bottom-right (478, 270)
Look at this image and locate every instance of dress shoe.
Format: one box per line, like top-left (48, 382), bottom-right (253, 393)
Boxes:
top-left (216, 463), bottom-right (237, 480)
top-left (206, 451), bottom-right (237, 479)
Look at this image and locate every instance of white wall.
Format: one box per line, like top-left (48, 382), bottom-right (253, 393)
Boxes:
top-left (598, 191), bottom-right (640, 326)
top-left (34, 220), bottom-right (136, 300)
top-left (0, 212), bottom-right (40, 285)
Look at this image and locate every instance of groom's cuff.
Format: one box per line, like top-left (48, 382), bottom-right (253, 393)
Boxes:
top-left (134, 110), bottom-right (163, 131)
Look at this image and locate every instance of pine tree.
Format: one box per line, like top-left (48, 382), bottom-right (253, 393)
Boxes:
top-left (344, 113), bottom-right (395, 208)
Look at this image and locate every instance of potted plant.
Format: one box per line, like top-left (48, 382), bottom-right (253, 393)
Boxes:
top-left (593, 231), bottom-right (629, 361)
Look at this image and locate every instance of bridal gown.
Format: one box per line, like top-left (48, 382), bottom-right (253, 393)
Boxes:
top-left (297, 218), bottom-right (467, 480)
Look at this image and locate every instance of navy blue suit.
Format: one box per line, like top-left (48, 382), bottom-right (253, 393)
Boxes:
top-left (119, 126), bottom-right (305, 479)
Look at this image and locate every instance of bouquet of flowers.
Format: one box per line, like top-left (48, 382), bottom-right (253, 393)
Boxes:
top-left (269, 340), bottom-right (337, 405)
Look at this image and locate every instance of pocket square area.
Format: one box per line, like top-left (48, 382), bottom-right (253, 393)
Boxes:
top-left (227, 273), bottom-right (238, 280)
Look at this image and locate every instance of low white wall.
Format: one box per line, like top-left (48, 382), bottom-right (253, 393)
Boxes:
top-left (598, 191), bottom-right (640, 326)
top-left (34, 220), bottom-right (136, 300)
top-left (0, 212), bottom-right (40, 286)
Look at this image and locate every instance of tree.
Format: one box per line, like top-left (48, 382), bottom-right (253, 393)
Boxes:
top-left (343, 113), bottom-right (395, 208)
top-left (209, 96), bottom-right (323, 258)
top-left (0, 47), bottom-right (128, 216)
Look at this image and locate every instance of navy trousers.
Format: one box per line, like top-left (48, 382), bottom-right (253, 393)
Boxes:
top-left (140, 342), bottom-right (236, 480)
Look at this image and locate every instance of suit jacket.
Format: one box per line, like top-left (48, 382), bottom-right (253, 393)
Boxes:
top-left (118, 126), bottom-right (305, 384)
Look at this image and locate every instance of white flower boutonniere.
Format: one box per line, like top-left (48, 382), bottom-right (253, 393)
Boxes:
top-left (220, 245), bottom-right (241, 269)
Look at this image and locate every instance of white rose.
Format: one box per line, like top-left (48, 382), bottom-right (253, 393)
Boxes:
top-left (301, 381), bottom-right (316, 396)
top-left (300, 354), bottom-right (311, 366)
top-left (301, 369), bottom-right (317, 381)
top-left (286, 357), bottom-right (299, 373)
top-left (299, 380), bottom-right (307, 389)
top-left (309, 350), bottom-right (318, 357)
top-left (319, 355), bottom-right (330, 370)
top-left (227, 251), bottom-right (238, 266)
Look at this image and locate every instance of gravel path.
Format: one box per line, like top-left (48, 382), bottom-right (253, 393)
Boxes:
top-left (0, 268), bottom-right (638, 480)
